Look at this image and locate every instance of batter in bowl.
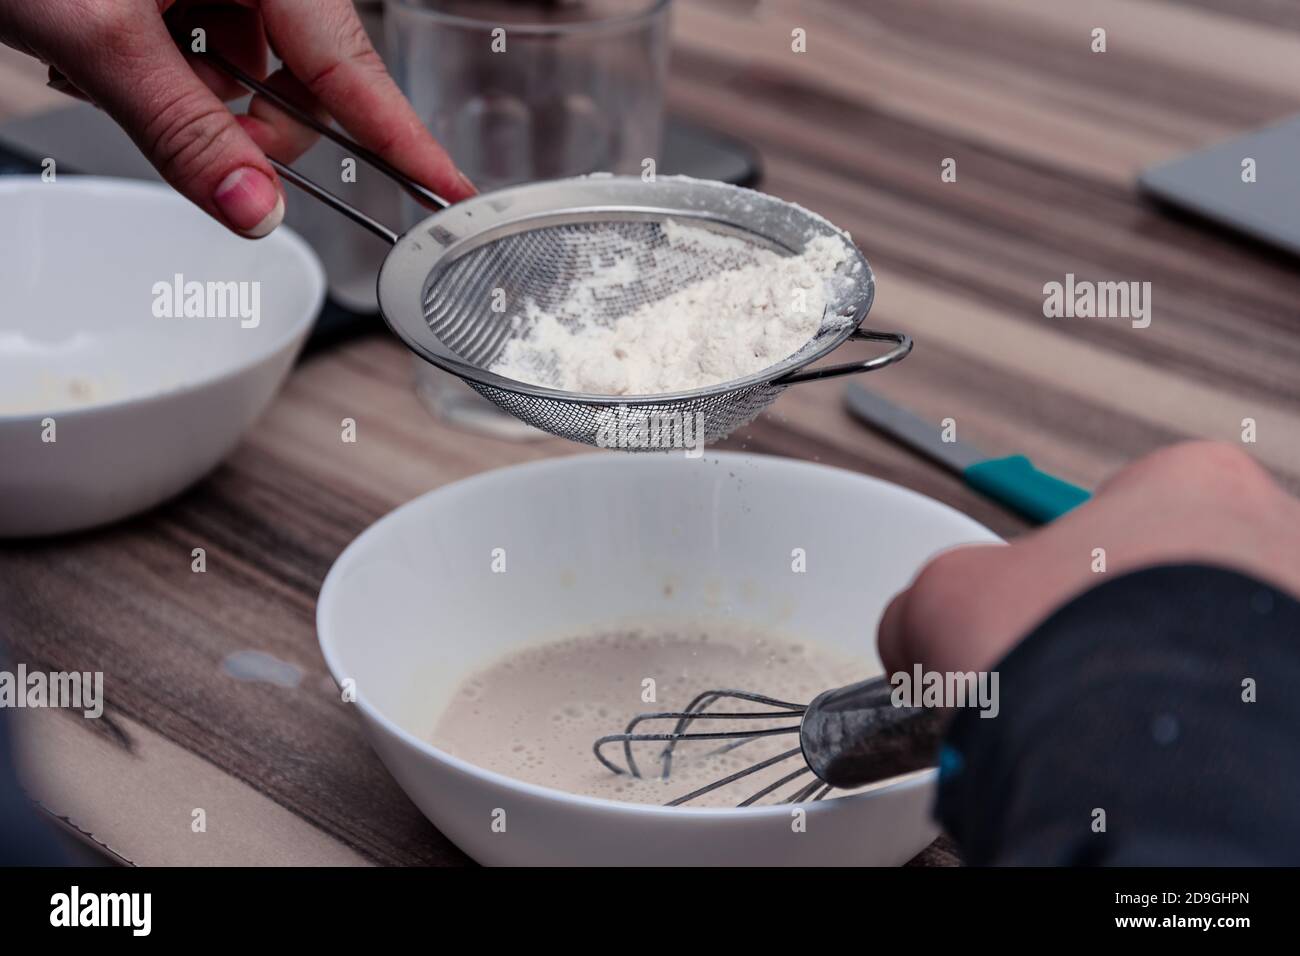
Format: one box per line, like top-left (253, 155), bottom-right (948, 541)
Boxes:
top-left (430, 620), bottom-right (868, 807)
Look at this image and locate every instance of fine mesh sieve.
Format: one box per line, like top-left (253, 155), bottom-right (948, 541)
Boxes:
top-left (211, 54), bottom-right (912, 448)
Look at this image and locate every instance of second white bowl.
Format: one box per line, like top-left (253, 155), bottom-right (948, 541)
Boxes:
top-left (0, 177), bottom-right (325, 537)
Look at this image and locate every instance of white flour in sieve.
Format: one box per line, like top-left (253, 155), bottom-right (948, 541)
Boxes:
top-left (489, 220), bottom-right (856, 395)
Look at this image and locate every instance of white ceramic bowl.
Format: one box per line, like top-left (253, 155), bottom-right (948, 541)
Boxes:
top-left (318, 452), bottom-right (1001, 866)
top-left (0, 177), bottom-right (325, 537)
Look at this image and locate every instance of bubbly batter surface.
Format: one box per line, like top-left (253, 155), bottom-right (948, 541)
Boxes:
top-left (430, 621), bottom-right (867, 807)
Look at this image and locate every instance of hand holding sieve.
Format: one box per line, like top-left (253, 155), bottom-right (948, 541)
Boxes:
top-left (207, 52), bottom-right (913, 448)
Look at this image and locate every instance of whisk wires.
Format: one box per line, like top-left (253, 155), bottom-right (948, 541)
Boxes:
top-left (592, 689), bottom-right (835, 807)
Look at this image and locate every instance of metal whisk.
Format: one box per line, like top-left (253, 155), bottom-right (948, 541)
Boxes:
top-left (593, 676), bottom-right (944, 807)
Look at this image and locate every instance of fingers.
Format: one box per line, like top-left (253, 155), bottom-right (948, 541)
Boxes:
top-left (880, 441), bottom-right (1300, 682)
top-left (175, 2), bottom-right (269, 102)
top-left (47, 5), bottom-right (266, 109)
top-left (168, 2), bottom-right (324, 162)
top-left (1097, 440), bottom-right (1275, 501)
top-left (238, 67), bottom-right (329, 162)
top-left (876, 544), bottom-right (1018, 676)
top-left (259, 0), bottom-right (475, 203)
top-left (876, 588), bottom-right (910, 677)
top-left (56, 8), bottom-right (283, 237)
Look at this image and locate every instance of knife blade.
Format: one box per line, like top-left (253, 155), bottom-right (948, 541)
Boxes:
top-left (844, 384), bottom-right (1091, 524)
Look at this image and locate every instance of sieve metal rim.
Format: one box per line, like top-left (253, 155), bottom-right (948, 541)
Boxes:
top-left (376, 175), bottom-right (893, 407)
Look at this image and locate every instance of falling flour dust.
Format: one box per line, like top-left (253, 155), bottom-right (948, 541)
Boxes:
top-left (429, 621), bottom-right (869, 807)
top-left (488, 220), bottom-right (856, 395)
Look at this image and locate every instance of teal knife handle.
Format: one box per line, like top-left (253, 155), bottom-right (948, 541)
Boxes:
top-left (962, 455), bottom-right (1091, 524)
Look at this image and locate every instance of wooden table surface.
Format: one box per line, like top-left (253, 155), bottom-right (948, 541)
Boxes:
top-left (3, 0), bottom-right (1299, 866)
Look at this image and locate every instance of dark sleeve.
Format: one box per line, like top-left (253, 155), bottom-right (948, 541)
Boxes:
top-left (934, 563), bottom-right (1300, 866)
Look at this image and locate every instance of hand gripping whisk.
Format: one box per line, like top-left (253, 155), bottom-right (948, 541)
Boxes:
top-left (593, 676), bottom-right (945, 807)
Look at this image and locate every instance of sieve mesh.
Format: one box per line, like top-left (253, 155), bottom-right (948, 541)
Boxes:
top-left (467, 377), bottom-right (786, 447)
top-left (420, 217), bottom-right (862, 448)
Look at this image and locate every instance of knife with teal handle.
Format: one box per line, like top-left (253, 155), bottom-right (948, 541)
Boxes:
top-left (844, 384), bottom-right (1091, 524)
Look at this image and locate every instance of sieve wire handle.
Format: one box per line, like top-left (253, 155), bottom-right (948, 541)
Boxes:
top-left (265, 157), bottom-right (398, 244)
top-left (203, 50), bottom-right (451, 245)
top-left (772, 329), bottom-right (913, 386)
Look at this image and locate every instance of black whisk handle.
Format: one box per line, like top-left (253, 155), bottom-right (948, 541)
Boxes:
top-left (800, 676), bottom-right (946, 788)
